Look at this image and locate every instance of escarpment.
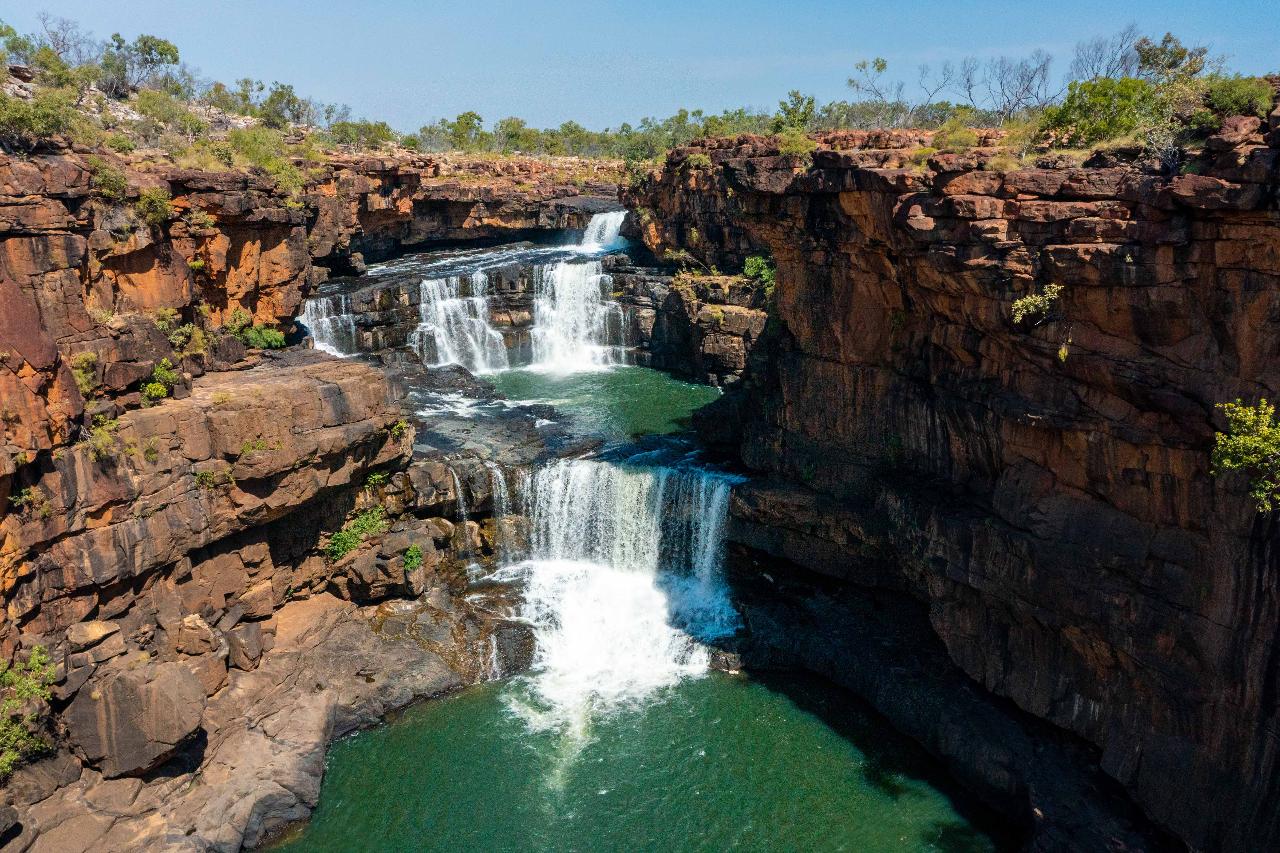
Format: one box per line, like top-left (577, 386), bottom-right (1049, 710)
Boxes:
top-left (625, 110), bottom-right (1280, 852)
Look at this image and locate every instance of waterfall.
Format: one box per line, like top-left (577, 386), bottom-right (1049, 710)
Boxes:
top-left (578, 209), bottom-right (626, 252)
top-left (410, 273), bottom-right (510, 373)
top-left (485, 461), bottom-right (515, 561)
top-left (529, 261), bottom-right (627, 372)
top-left (499, 456), bottom-right (740, 736)
top-left (301, 293), bottom-right (358, 356)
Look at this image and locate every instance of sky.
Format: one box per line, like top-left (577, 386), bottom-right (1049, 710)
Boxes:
top-left (4, 1), bottom-right (1277, 131)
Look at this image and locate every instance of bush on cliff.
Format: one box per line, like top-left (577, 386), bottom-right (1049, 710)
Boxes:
top-left (1203, 75), bottom-right (1275, 120)
top-left (1040, 78), bottom-right (1154, 147)
top-left (0, 89), bottom-right (80, 150)
top-left (135, 187), bottom-right (174, 227)
top-left (1011, 283), bottom-right (1063, 324)
top-left (87, 156), bottom-right (129, 202)
top-left (0, 646), bottom-right (56, 780)
top-left (1213, 399), bottom-right (1280, 512)
top-left (327, 506), bottom-right (389, 561)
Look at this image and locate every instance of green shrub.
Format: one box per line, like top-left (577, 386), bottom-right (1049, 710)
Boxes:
top-left (0, 646), bottom-right (56, 780)
top-left (86, 415), bottom-right (121, 462)
top-left (327, 120), bottom-right (397, 149)
top-left (195, 466), bottom-right (235, 490)
top-left (389, 419), bottom-right (412, 440)
top-left (931, 116), bottom-right (980, 152)
top-left (1203, 75), bottom-right (1274, 120)
top-left (744, 255), bottom-right (777, 298)
top-left (684, 152), bottom-right (712, 170)
top-left (1213, 399), bottom-right (1280, 511)
top-left (142, 382), bottom-right (169, 403)
top-left (0, 89), bottom-right (80, 150)
top-left (238, 325), bottom-right (286, 349)
top-left (1011, 284), bottom-right (1063, 324)
top-left (226, 127), bottom-right (305, 197)
top-left (135, 187), bottom-right (174, 226)
top-left (326, 506), bottom-right (389, 561)
top-left (776, 128), bottom-right (817, 164)
top-left (70, 351), bottom-right (98, 397)
top-left (187, 258), bottom-right (206, 273)
top-left (151, 307), bottom-right (180, 332)
top-left (366, 471), bottom-right (389, 488)
top-left (1040, 78), bottom-right (1156, 148)
top-left (106, 133), bottom-right (136, 153)
top-left (151, 357), bottom-right (180, 388)
top-left (87, 156), bottom-right (129, 203)
top-left (403, 543), bottom-right (424, 572)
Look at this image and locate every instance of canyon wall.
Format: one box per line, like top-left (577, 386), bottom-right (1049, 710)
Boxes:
top-left (626, 113), bottom-right (1280, 851)
top-left (0, 146), bottom-right (610, 849)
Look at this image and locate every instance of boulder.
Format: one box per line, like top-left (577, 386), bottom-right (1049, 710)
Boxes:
top-left (65, 661), bottom-right (207, 778)
top-left (66, 621), bottom-right (120, 652)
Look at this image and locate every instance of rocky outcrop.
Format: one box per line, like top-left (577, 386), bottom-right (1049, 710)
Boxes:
top-left (607, 259), bottom-right (769, 386)
top-left (0, 149), bottom-right (617, 481)
top-left (627, 114), bottom-right (1280, 851)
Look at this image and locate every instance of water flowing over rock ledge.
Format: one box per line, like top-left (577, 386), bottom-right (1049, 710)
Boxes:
top-left (626, 114), bottom-right (1280, 851)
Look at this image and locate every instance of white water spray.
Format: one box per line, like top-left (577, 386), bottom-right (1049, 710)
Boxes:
top-left (499, 458), bottom-right (740, 738)
top-left (301, 292), bottom-right (358, 356)
top-left (410, 273), bottom-right (510, 373)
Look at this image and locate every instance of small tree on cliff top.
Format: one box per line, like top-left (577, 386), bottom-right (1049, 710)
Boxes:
top-left (1213, 399), bottom-right (1280, 512)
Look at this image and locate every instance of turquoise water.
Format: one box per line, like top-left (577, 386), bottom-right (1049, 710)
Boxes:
top-left (487, 365), bottom-right (722, 442)
top-left (271, 674), bottom-right (1003, 853)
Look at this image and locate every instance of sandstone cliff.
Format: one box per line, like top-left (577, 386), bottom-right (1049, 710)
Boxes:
top-left (626, 111), bottom-right (1280, 851)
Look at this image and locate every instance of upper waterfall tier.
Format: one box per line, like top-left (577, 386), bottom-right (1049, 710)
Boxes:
top-left (298, 211), bottom-right (630, 374)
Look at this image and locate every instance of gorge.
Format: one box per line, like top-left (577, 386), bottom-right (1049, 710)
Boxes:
top-left (2, 59), bottom-right (1280, 853)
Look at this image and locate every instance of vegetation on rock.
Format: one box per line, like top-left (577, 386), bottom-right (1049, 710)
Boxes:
top-left (326, 506), bottom-right (389, 561)
top-left (0, 646), bottom-right (56, 780)
top-left (1213, 399), bottom-right (1280, 512)
top-left (1011, 284), bottom-right (1063, 324)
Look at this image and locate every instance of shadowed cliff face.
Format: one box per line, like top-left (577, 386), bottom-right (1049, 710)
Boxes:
top-left (626, 113), bottom-right (1280, 851)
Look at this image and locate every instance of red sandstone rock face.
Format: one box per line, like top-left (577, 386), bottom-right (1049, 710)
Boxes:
top-left (628, 120), bottom-right (1280, 851)
top-left (0, 149), bottom-right (615, 484)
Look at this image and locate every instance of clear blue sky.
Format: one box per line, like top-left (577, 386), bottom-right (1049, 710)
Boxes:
top-left (5, 1), bottom-right (1277, 131)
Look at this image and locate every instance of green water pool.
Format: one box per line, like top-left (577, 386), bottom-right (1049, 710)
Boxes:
top-left (270, 673), bottom-right (1005, 852)
top-left (486, 365), bottom-right (722, 442)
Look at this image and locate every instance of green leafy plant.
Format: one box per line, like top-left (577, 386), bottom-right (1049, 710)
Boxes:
top-left (389, 419), bottom-right (412, 440)
top-left (142, 357), bottom-right (180, 405)
top-left (0, 89), bottom-right (80, 150)
top-left (1203, 75), bottom-right (1274, 121)
top-left (135, 187), bottom-right (174, 226)
top-left (366, 471), bottom-right (389, 488)
top-left (684, 152), bottom-right (712, 170)
top-left (0, 646), bottom-right (56, 780)
top-left (1011, 284), bottom-right (1063, 324)
top-left (1213, 399), bottom-right (1280, 511)
top-left (743, 255), bottom-right (777, 298)
top-left (106, 133), bottom-right (135, 153)
top-left (86, 415), bottom-right (121, 462)
top-left (776, 128), bottom-right (817, 164)
top-left (151, 307), bottom-right (180, 332)
top-left (326, 506), bottom-right (389, 561)
top-left (70, 351), bottom-right (98, 397)
top-left (195, 466), bottom-right (235, 490)
top-left (403, 543), bottom-right (424, 572)
top-left (87, 156), bottom-right (129, 203)
top-left (1040, 78), bottom-right (1155, 147)
top-left (931, 115), bottom-right (980, 151)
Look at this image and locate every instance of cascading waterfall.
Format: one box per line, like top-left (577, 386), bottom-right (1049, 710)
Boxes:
top-left (528, 210), bottom-right (628, 372)
top-left (410, 272), bottom-right (510, 373)
top-left (529, 262), bottom-right (627, 372)
top-left (301, 292), bottom-right (358, 356)
top-left (578, 209), bottom-right (626, 251)
top-left (485, 461), bottom-right (515, 561)
top-left (498, 456), bottom-right (740, 737)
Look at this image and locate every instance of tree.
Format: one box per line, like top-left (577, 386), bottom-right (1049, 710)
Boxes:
top-left (0, 20), bottom-right (35, 66)
top-left (772, 90), bottom-right (816, 132)
top-left (1135, 32), bottom-right (1208, 84)
top-left (98, 32), bottom-right (180, 96)
top-left (34, 13), bottom-right (98, 66)
top-left (1070, 24), bottom-right (1141, 81)
top-left (447, 111), bottom-right (487, 151)
top-left (259, 82), bottom-right (311, 128)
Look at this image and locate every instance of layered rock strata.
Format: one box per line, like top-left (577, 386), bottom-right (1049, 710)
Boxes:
top-left (627, 112), bottom-right (1280, 852)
